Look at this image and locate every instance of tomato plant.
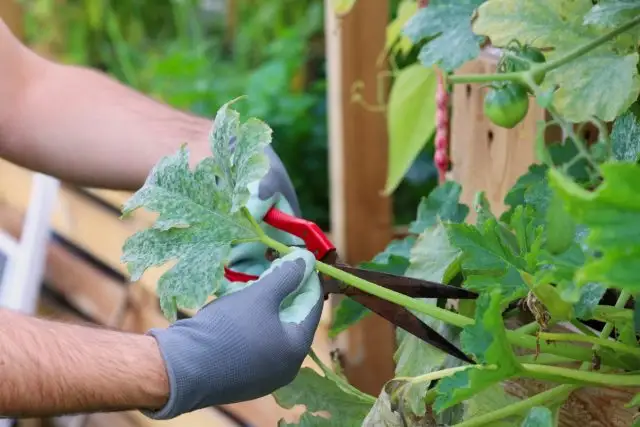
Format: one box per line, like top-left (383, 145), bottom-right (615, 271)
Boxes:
top-left (120, 0), bottom-right (640, 426)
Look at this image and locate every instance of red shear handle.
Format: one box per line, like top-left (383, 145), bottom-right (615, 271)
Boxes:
top-left (224, 267), bottom-right (258, 282)
top-left (224, 207), bottom-right (335, 283)
top-left (263, 207), bottom-right (334, 259)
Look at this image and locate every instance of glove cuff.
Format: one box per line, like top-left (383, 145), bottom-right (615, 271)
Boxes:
top-left (139, 328), bottom-right (184, 420)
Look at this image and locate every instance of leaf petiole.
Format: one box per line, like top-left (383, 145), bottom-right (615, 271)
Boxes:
top-left (537, 332), bottom-right (640, 357)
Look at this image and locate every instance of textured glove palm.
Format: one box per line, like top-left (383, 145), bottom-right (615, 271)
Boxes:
top-left (144, 250), bottom-right (322, 419)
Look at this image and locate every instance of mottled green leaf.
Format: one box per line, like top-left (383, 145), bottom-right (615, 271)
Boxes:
top-left (548, 164), bottom-right (640, 290)
top-left (473, 0), bottom-right (640, 122)
top-left (209, 100), bottom-right (272, 213)
top-left (273, 368), bottom-right (372, 425)
top-left (520, 406), bottom-right (553, 427)
top-left (403, 0), bottom-right (486, 72)
top-left (574, 282), bottom-right (607, 319)
top-left (548, 52), bottom-right (640, 123)
top-left (385, 64), bottom-right (438, 195)
top-left (410, 181), bottom-right (470, 234)
top-left (612, 110), bottom-right (640, 163)
top-left (121, 101), bottom-right (269, 320)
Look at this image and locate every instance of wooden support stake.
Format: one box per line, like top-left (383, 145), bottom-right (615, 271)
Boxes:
top-left (324, 0), bottom-right (395, 395)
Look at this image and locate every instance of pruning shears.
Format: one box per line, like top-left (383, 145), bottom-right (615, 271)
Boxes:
top-left (224, 207), bottom-right (478, 364)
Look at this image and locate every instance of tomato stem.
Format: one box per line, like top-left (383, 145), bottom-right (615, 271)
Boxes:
top-left (446, 70), bottom-right (525, 85)
top-left (539, 14), bottom-right (640, 75)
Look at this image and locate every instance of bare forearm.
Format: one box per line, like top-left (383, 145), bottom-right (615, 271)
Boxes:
top-left (0, 20), bottom-right (211, 191)
top-left (3, 61), bottom-right (211, 191)
top-left (0, 309), bottom-right (169, 417)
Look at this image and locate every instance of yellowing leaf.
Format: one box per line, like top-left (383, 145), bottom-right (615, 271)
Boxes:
top-left (384, 64), bottom-right (438, 194)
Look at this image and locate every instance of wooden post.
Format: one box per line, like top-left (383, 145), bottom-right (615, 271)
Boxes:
top-left (324, 0), bottom-right (395, 395)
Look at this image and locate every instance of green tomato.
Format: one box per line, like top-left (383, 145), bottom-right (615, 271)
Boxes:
top-left (483, 83), bottom-right (530, 129)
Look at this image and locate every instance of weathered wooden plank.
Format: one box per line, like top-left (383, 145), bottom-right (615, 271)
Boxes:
top-left (324, 0), bottom-right (395, 395)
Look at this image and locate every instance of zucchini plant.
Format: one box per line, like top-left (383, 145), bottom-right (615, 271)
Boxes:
top-left (120, 0), bottom-right (640, 425)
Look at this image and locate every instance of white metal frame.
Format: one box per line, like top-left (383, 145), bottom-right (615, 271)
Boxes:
top-left (0, 173), bottom-right (60, 427)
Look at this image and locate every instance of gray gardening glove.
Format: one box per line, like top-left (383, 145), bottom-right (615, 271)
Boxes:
top-left (143, 248), bottom-right (323, 420)
top-left (221, 145), bottom-right (306, 291)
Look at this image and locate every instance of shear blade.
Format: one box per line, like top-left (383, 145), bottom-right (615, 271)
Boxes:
top-left (335, 264), bottom-right (478, 300)
top-left (351, 294), bottom-right (475, 364)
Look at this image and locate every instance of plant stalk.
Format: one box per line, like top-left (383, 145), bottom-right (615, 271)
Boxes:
top-left (537, 332), bottom-right (640, 357)
top-left (522, 363), bottom-right (640, 387)
top-left (454, 291), bottom-right (633, 426)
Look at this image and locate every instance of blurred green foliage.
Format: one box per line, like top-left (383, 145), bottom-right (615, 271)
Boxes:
top-left (19, 0), bottom-right (436, 229)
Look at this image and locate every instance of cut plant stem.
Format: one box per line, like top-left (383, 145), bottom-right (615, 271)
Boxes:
top-left (260, 235), bottom-right (474, 328)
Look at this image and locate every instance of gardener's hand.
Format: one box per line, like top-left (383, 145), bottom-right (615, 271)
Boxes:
top-left (143, 248), bottom-right (323, 420)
